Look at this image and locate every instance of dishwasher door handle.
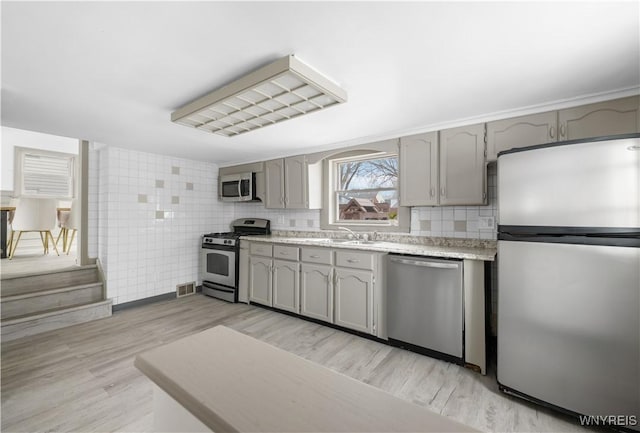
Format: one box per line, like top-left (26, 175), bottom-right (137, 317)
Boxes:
top-left (389, 257), bottom-right (460, 269)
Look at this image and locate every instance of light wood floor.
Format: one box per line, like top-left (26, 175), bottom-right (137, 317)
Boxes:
top-left (0, 249), bottom-right (78, 280)
top-left (1, 294), bottom-right (592, 433)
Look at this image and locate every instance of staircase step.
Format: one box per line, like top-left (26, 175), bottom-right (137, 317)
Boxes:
top-left (1, 299), bottom-right (112, 342)
top-left (1, 266), bottom-right (99, 297)
top-left (1, 282), bottom-right (104, 320)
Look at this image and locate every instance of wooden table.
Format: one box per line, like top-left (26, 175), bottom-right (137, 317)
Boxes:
top-left (135, 326), bottom-right (478, 433)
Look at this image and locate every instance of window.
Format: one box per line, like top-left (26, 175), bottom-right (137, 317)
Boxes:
top-left (321, 147), bottom-right (409, 232)
top-left (15, 147), bottom-right (76, 198)
top-left (335, 154), bottom-right (399, 224)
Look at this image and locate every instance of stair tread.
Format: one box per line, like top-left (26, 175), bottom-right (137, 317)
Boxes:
top-left (1, 299), bottom-right (112, 324)
top-left (1, 264), bottom-right (97, 281)
top-left (0, 282), bottom-right (103, 302)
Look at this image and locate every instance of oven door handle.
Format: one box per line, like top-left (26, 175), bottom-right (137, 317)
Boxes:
top-left (203, 282), bottom-right (235, 293)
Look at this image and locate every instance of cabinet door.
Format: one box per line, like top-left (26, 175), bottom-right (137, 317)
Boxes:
top-left (265, 159), bottom-right (285, 209)
top-left (249, 256), bottom-right (272, 306)
top-left (486, 111), bottom-right (557, 161)
top-left (334, 268), bottom-right (374, 334)
top-left (284, 155), bottom-right (308, 209)
top-left (300, 264), bottom-right (333, 323)
top-left (272, 259), bottom-right (299, 313)
top-left (238, 243), bottom-right (250, 303)
top-left (399, 132), bottom-right (438, 206)
top-left (558, 96), bottom-right (640, 141)
top-left (439, 124), bottom-right (487, 205)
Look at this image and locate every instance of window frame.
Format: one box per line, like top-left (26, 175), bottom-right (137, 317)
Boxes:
top-left (14, 146), bottom-right (77, 199)
top-left (320, 146), bottom-right (410, 232)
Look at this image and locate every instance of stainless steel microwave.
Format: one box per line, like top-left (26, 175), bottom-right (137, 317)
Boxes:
top-left (220, 172), bottom-right (258, 202)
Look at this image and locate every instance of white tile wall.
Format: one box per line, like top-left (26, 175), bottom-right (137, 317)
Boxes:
top-left (94, 146), bottom-right (227, 305)
top-left (231, 202), bottom-right (321, 231)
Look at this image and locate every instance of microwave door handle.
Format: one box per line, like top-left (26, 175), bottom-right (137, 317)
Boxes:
top-left (237, 181), bottom-right (242, 198)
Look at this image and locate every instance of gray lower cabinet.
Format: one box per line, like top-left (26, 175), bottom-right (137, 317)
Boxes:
top-left (247, 242), bottom-right (384, 337)
top-left (300, 263), bottom-right (333, 323)
top-left (272, 259), bottom-right (300, 313)
top-left (334, 268), bottom-right (374, 334)
top-left (249, 256), bottom-right (272, 306)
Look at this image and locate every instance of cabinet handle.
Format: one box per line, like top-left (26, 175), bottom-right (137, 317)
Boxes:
top-left (559, 123), bottom-right (566, 138)
top-left (310, 255), bottom-right (320, 258)
top-left (279, 251), bottom-right (288, 256)
top-left (549, 126), bottom-right (555, 139)
top-left (441, 187), bottom-right (446, 196)
top-left (430, 187), bottom-right (435, 197)
top-left (347, 259), bottom-right (359, 263)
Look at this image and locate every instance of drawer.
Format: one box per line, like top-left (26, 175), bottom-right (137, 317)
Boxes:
top-left (273, 245), bottom-right (299, 261)
top-left (335, 250), bottom-right (374, 270)
top-left (300, 247), bottom-right (333, 265)
top-left (250, 243), bottom-right (273, 257)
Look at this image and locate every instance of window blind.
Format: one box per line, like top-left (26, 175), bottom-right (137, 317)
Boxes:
top-left (22, 152), bottom-right (73, 197)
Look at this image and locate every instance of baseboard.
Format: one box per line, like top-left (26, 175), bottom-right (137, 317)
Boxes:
top-left (112, 292), bottom-right (176, 312)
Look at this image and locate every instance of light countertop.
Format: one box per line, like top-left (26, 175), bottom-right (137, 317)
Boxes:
top-left (135, 325), bottom-right (478, 433)
top-left (241, 235), bottom-right (497, 261)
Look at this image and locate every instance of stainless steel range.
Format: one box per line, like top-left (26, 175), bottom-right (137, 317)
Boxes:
top-left (200, 218), bottom-right (270, 303)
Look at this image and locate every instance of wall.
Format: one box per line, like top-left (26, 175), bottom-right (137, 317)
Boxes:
top-left (0, 126), bottom-right (78, 195)
top-left (229, 164), bottom-right (498, 241)
top-left (409, 164), bottom-right (498, 240)
top-left (91, 144), bottom-right (497, 307)
top-left (95, 145), bottom-right (228, 305)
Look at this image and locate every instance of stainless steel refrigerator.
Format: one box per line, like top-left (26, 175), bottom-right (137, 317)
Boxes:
top-left (497, 134), bottom-right (640, 431)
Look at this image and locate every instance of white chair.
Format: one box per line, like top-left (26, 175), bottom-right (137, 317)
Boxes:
top-left (6, 197), bottom-right (19, 252)
top-left (8, 198), bottom-right (60, 259)
top-left (57, 199), bottom-right (79, 255)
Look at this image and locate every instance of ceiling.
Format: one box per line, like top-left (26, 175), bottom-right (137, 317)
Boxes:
top-left (2, 1), bottom-right (639, 165)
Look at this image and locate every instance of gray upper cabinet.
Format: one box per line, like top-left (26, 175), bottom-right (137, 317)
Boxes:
top-left (265, 156), bottom-right (322, 209)
top-left (439, 124), bottom-right (487, 206)
top-left (486, 111), bottom-right (557, 161)
top-left (487, 96), bottom-right (639, 162)
top-left (558, 96), bottom-right (640, 141)
top-left (399, 132), bottom-right (438, 206)
top-left (284, 155), bottom-right (307, 209)
top-left (265, 159), bottom-right (286, 209)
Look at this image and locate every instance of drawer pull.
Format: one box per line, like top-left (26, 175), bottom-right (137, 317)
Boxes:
top-left (347, 259), bottom-right (359, 263)
top-left (310, 255), bottom-right (320, 258)
top-left (279, 252), bottom-right (289, 255)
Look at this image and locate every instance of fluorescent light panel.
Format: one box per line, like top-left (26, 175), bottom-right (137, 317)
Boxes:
top-left (171, 55), bottom-right (347, 137)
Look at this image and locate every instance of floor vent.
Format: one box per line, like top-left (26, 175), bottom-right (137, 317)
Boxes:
top-left (176, 282), bottom-right (196, 298)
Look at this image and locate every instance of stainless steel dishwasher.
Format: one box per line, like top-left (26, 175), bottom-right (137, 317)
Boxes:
top-left (386, 254), bottom-right (464, 361)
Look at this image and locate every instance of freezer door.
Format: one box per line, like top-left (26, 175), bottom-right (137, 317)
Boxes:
top-left (498, 136), bottom-right (640, 228)
top-left (498, 241), bottom-right (640, 425)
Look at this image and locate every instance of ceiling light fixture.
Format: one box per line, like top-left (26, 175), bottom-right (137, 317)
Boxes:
top-left (171, 55), bottom-right (347, 137)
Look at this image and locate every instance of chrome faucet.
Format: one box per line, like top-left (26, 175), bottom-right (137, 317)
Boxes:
top-left (338, 226), bottom-right (360, 240)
